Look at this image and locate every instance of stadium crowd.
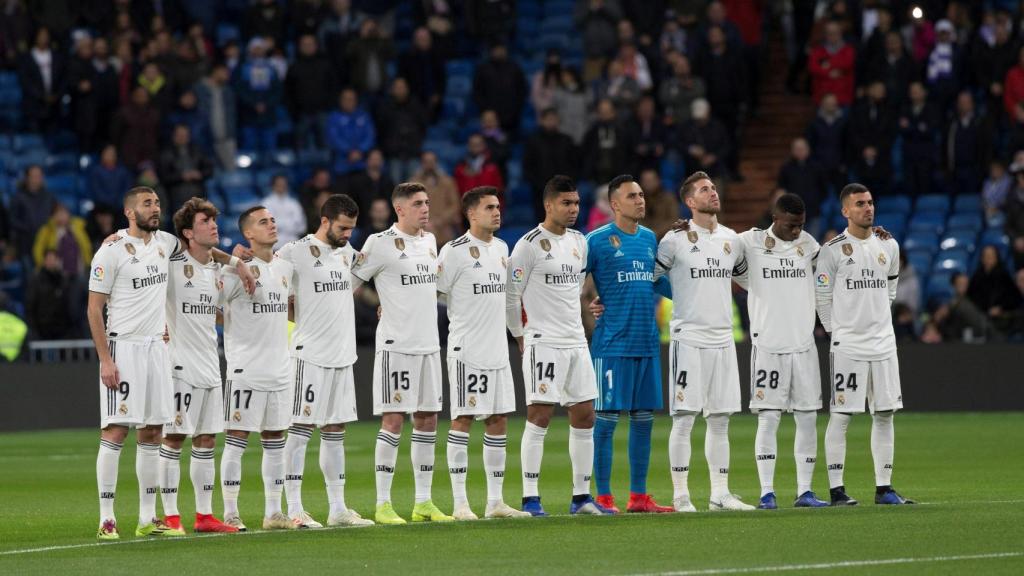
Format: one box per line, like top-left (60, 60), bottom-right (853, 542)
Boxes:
top-left (0, 0), bottom-right (1023, 357)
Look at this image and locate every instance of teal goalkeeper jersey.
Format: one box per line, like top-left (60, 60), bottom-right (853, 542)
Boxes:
top-left (586, 223), bottom-right (670, 358)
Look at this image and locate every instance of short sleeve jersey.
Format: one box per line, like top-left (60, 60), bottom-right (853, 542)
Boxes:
top-left (276, 235), bottom-right (358, 368)
top-left (815, 230), bottom-right (900, 361)
top-left (222, 256), bottom-right (293, 391)
top-left (585, 223), bottom-right (661, 357)
top-left (739, 227), bottom-right (820, 354)
top-left (656, 222), bottom-right (746, 348)
top-left (506, 225), bottom-right (588, 348)
top-left (351, 225), bottom-right (440, 355)
top-left (436, 233), bottom-right (510, 370)
top-left (88, 230), bottom-right (179, 339)
top-left (166, 250), bottom-right (222, 388)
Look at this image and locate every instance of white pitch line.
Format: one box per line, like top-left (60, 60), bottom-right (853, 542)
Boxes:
top-left (627, 552), bottom-right (1024, 576)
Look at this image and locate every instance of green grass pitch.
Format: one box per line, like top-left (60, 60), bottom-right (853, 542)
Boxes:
top-left (1, 413), bottom-right (1022, 575)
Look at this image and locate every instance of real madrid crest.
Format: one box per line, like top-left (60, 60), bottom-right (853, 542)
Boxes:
top-left (755, 390), bottom-right (764, 401)
top-left (723, 242), bottom-right (732, 255)
top-left (676, 390), bottom-right (685, 402)
top-left (125, 243), bottom-right (136, 255)
top-left (796, 245), bottom-right (805, 257)
top-left (233, 410), bottom-right (241, 422)
top-left (282, 276), bottom-right (288, 288)
top-left (119, 403), bottom-right (128, 415)
top-left (469, 246), bottom-right (480, 259)
top-left (175, 414), bottom-right (183, 426)
top-left (158, 248), bottom-right (165, 258)
top-left (572, 248), bottom-right (580, 260)
top-left (609, 235), bottom-right (621, 249)
top-left (878, 252), bottom-right (887, 266)
top-left (249, 265), bottom-right (261, 278)
top-left (303, 406), bottom-right (311, 417)
top-left (841, 243), bottom-right (853, 257)
top-left (310, 245), bottom-right (321, 258)
top-left (429, 248), bottom-right (436, 258)
top-left (342, 254), bottom-right (349, 266)
top-left (468, 397), bottom-right (477, 407)
top-left (394, 238), bottom-right (406, 251)
top-left (539, 383), bottom-right (548, 394)
top-left (539, 238), bottom-right (551, 252)
top-left (183, 264), bottom-right (194, 279)
top-left (687, 231), bottom-right (698, 244)
top-left (355, 252), bottom-right (366, 266)
top-left (394, 392), bottom-right (402, 403)
top-left (765, 236), bottom-right (776, 250)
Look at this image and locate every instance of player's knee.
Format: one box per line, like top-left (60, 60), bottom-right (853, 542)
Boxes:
top-left (321, 424), bottom-right (344, 433)
top-left (381, 413), bottom-right (404, 434)
top-left (571, 410), bottom-right (596, 429)
top-left (101, 426), bottom-right (129, 444)
top-left (193, 435), bottom-right (216, 449)
top-left (261, 430), bottom-right (285, 440)
top-left (137, 426), bottom-right (162, 444)
top-left (163, 434), bottom-right (186, 450)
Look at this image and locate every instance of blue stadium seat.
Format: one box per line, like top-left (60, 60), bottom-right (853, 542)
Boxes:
top-left (939, 232), bottom-right (977, 254)
top-left (932, 250), bottom-right (970, 274)
top-left (953, 194), bottom-right (982, 212)
top-left (0, 86), bottom-right (21, 106)
top-left (876, 195), bottom-right (912, 214)
top-left (217, 171), bottom-right (254, 189)
top-left (508, 183), bottom-right (532, 203)
top-left (445, 60), bottom-right (474, 78)
top-left (540, 15), bottom-right (574, 35)
top-left (873, 213), bottom-right (906, 240)
top-left (0, 71), bottom-right (17, 89)
top-left (11, 133), bottom-right (44, 153)
top-left (505, 202), bottom-right (535, 227)
top-left (44, 153), bottom-right (79, 172)
top-left (216, 23), bottom-right (241, 46)
top-left (986, 211), bottom-right (1007, 229)
top-left (0, 134), bottom-right (10, 151)
top-left (906, 250), bottom-right (933, 275)
top-left (908, 212), bottom-right (945, 236)
top-left (446, 75), bottom-right (472, 98)
top-left (915, 193), bottom-right (950, 214)
top-left (47, 173), bottom-right (79, 195)
top-left (980, 229), bottom-right (1010, 250)
top-left (297, 149), bottom-right (330, 167)
top-left (903, 231), bottom-right (940, 254)
top-left (497, 226), bottom-right (531, 246)
top-left (270, 149), bottom-right (296, 167)
top-left (442, 97), bottom-right (467, 120)
top-left (926, 271), bottom-right (955, 303)
top-left (8, 150), bottom-right (48, 175)
top-left (946, 212), bottom-right (983, 233)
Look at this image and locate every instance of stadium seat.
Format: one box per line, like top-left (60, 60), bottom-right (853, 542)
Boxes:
top-left (0, 134), bottom-right (10, 151)
top-left (9, 150), bottom-right (48, 175)
top-left (217, 171), bottom-right (254, 190)
top-left (497, 225), bottom-right (531, 246)
top-left (953, 194), bottom-right (982, 212)
top-left (876, 195), bottom-right (912, 214)
top-left (939, 232), bottom-right (977, 254)
top-left (908, 212), bottom-right (945, 236)
top-left (932, 250), bottom-right (970, 274)
top-left (445, 60), bottom-right (474, 78)
top-left (915, 194), bottom-right (950, 214)
top-left (297, 149), bottom-right (330, 167)
top-left (270, 149), bottom-right (297, 167)
top-left (906, 250), bottom-right (933, 275)
top-left (946, 212), bottom-right (983, 233)
top-left (926, 271), bottom-right (955, 303)
top-left (873, 213), bottom-right (906, 240)
top-left (903, 231), bottom-right (940, 255)
top-left (11, 133), bottom-right (44, 153)
top-left (44, 153), bottom-right (79, 172)
top-left (446, 75), bottom-right (472, 98)
top-left (980, 229), bottom-right (1010, 249)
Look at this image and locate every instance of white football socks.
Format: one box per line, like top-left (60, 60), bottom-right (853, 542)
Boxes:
top-left (136, 442), bottom-right (160, 525)
top-left (520, 421), bottom-right (547, 498)
top-left (97, 439), bottom-right (122, 522)
top-left (320, 430), bottom-right (347, 515)
top-left (483, 434), bottom-right (507, 505)
top-left (374, 429), bottom-right (400, 505)
top-left (158, 445), bottom-right (181, 516)
top-left (568, 426), bottom-right (594, 496)
top-left (754, 410), bottom-right (780, 497)
top-left (793, 410), bottom-right (818, 495)
top-left (705, 415), bottom-right (731, 500)
top-left (190, 447), bottom-right (215, 515)
top-left (261, 438), bottom-right (286, 517)
top-left (284, 425), bottom-right (313, 515)
top-left (447, 430), bottom-right (470, 507)
top-left (221, 435), bottom-right (247, 517)
top-left (825, 412), bottom-right (851, 488)
top-left (668, 413), bottom-right (695, 500)
top-left (871, 412), bottom-right (895, 487)
top-left (410, 430), bottom-right (436, 504)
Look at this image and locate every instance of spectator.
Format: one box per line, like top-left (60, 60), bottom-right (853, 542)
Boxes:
top-left (85, 205), bottom-right (117, 253)
top-left (852, 142), bottom-right (892, 196)
top-left (982, 160), bottom-right (1012, 221)
top-left (925, 19), bottom-right (961, 116)
top-left (158, 124), bottom-right (214, 212)
top-left (971, 12), bottom-right (1016, 120)
top-left (454, 134), bottom-right (504, 197)
top-left (865, 31), bottom-right (917, 112)
top-left (0, 1), bottom-right (30, 69)
top-left (31, 203), bottom-right (91, 274)
top-left (640, 169), bottom-right (681, 240)
top-left (615, 42), bottom-right (653, 92)
top-left (326, 88), bottom-right (376, 175)
top-left (166, 38), bottom-right (206, 99)
top-left (946, 91), bottom-right (993, 194)
top-left (136, 162), bottom-right (171, 229)
top-left (901, 7), bottom-right (936, 64)
top-left (234, 37), bottom-right (282, 153)
top-left (858, 7), bottom-right (895, 82)
top-left (464, 0), bottom-right (514, 44)
top-left (523, 108), bottom-right (580, 220)
top-left (659, 17), bottom-right (688, 57)
top-left (88, 145), bottom-right (134, 212)
top-left (479, 109), bottom-right (510, 178)
top-left (582, 98), bottom-right (634, 184)
top-left (630, 96), bottom-right (666, 173)
top-left (286, 34), bottom-right (339, 150)
top-left (892, 302), bottom-right (917, 341)
top-left (968, 245), bottom-right (1022, 333)
top-left (678, 99), bottom-right (730, 179)
top-left (89, 37), bottom-right (119, 146)
top-left (530, 50), bottom-right (563, 114)
top-left (398, 27), bottom-right (446, 121)
top-left (659, 53), bottom-right (706, 126)
top-left (9, 166), bottom-right (56, 261)
top-left (808, 21), bottom-right (855, 106)
top-left (318, 0), bottom-right (362, 85)
top-left (806, 92), bottom-right (847, 193)
top-left (25, 249), bottom-right (74, 341)
top-left (244, 0), bottom-right (286, 45)
top-left (1003, 45), bottom-right (1024, 119)
top-left (551, 67), bottom-right (588, 144)
top-left (260, 175), bottom-right (306, 247)
top-left (777, 138), bottom-right (828, 236)
top-left (299, 168), bottom-right (338, 233)
top-left (898, 82), bottom-right (941, 197)
top-left (413, 0), bottom-right (456, 57)
top-left (364, 197), bottom-right (395, 238)
top-left (194, 63), bottom-right (238, 170)
top-left (1006, 101), bottom-right (1024, 159)
top-left (165, 90), bottom-right (210, 151)
top-left (17, 27), bottom-right (65, 133)
top-left (67, 36), bottom-right (101, 153)
top-left (848, 81), bottom-right (895, 182)
top-left (935, 273), bottom-right (997, 342)
top-left (375, 77), bottom-right (427, 183)
top-left (696, 25), bottom-right (747, 179)
top-left (137, 61), bottom-right (173, 115)
top-left (472, 43), bottom-right (527, 136)
top-left (1006, 167), bottom-right (1024, 241)
top-left (595, 59), bottom-right (642, 122)
top-left (345, 18), bottom-right (395, 96)
top-left (586, 183), bottom-right (613, 232)
top-left (575, 0), bottom-right (621, 82)
top-left (342, 149), bottom-right (393, 217)
top-left (756, 187), bottom-right (788, 230)
top-left (894, 250), bottom-right (921, 316)
top-left (412, 151), bottom-right (461, 247)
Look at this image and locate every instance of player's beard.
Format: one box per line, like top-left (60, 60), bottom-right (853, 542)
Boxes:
top-left (134, 209), bottom-right (161, 232)
top-left (326, 228), bottom-right (347, 248)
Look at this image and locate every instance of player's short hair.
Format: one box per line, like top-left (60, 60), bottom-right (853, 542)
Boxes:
top-left (607, 174), bottom-right (635, 200)
top-left (543, 175), bottom-right (576, 201)
top-left (173, 197), bottom-right (220, 244)
top-left (238, 205), bottom-right (267, 233)
top-left (392, 181), bottom-right (427, 202)
top-left (774, 193), bottom-right (806, 216)
top-left (123, 186), bottom-right (158, 208)
top-left (679, 171), bottom-right (711, 200)
top-left (839, 183), bottom-right (870, 203)
top-left (320, 193), bottom-right (359, 220)
top-left (462, 186), bottom-right (499, 215)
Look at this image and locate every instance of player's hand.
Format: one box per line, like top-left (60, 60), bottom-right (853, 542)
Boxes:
top-left (231, 243), bottom-right (254, 261)
top-left (100, 358), bottom-right (119, 390)
top-left (589, 296), bottom-right (605, 319)
top-left (515, 336), bottom-right (524, 355)
top-left (236, 260), bottom-right (257, 295)
top-left (872, 226), bottom-right (892, 241)
top-left (162, 327), bottom-right (169, 344)
top-left (672, 218), bottom-right (691, 232)
top-left (376, 305), bottom-right (382, 320)
top-left (103, 233), bottom-right (119, 244)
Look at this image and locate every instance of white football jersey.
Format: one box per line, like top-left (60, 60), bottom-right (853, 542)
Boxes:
top-left (222, 256), bottom-right (293, 391)
top-left (89, 230), bottom-right (179, 339)
top-left (166, 250), bottom-right (222, 388)
top-left (276, 235), bottom-right (358, 368)
top-left (506, 224), bottom-right (588, 348)
top-left (655, 221), bottom-right (745, 348)
top-left (351, 225), bottom-right (439, 354)
top-left (737, 228), bottom-right (820, 354)
top-left (815, 229), bottom-right (900, 361)
top-left (437, 232), bottom-right (510, 370)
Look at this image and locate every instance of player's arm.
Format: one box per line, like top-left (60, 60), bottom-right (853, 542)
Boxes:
top-left (814, 246), bottom-right (837, 333)
top-left (435, 243), bottom-right (456, 306)
top-left (505, 239), bottom-right (536, 351)
top-left (210, 246), bottom-right (256, 294)
top-left (731, 233), bottom-right (751, 291)
top-left (654, 232), bottom-right (678, 282)
top-left (87, 291), bottom-right (118, 389)
top-left (350, 234), bottom-right (383, 285)
top-left (886, 240), bottom-right (900, 304)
